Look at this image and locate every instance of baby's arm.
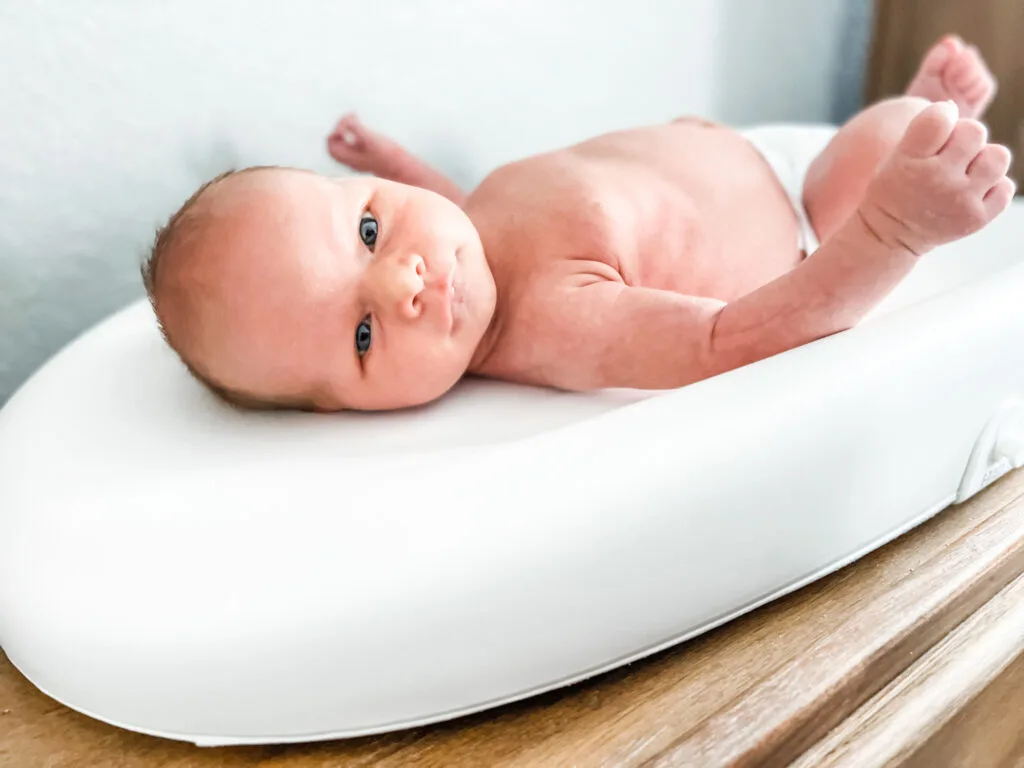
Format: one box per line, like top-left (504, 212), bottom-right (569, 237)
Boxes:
top-left (541, 103), bottom-right (1014, 391)
top-left (327, 114), bottom-right (467, 206)
top-left (541, 213), bottom-right (916, 391)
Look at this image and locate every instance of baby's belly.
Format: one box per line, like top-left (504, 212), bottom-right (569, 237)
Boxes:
top-left (630, 123), bottom-right (809, 301)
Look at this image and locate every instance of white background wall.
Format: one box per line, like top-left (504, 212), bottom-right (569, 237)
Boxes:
top-left (0, 0), bottom-right (863, 404)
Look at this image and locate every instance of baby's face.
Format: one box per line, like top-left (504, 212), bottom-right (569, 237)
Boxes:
top-left (176, 169), bottom-right (496, 410)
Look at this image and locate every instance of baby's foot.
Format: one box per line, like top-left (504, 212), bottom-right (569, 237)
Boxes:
top-left (327, 113), bottom-right (401, 175)
top-left (906, 35), bottom-right (997, 119)
top-left (859, 101), bottom-right (1014, 257)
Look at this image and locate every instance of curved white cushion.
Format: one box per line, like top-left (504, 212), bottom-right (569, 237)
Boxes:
top-left (2, 205), bottom-right (1024, 746)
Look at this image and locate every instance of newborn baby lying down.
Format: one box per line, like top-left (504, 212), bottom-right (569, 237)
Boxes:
top-left (144, 36), bottom-right (1013, 411)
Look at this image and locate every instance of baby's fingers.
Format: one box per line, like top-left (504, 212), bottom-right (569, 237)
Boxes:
top-left (967, 143), bottom-right (1012, 187)
top-left (983, 176), bottom-right (1016, 217)
top-left (331, 113), bottom-right (366, 149)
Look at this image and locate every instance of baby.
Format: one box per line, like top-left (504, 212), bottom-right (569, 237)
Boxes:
top-left (144, 36), bottom-right (1013, 411)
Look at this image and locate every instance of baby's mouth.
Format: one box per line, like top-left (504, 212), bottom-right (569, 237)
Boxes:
top-left (446, 266), bottom-right (460, 331)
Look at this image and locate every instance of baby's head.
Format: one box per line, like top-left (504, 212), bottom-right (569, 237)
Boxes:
top-left (143, 167), bottom-right (497, 411)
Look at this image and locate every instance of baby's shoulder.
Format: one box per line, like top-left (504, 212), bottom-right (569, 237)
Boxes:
top-left (471, 149), bottom-right (606, 210)
top-left (470, 158), bottom-right (621, 261)
top-left (478, 270), bottom-right (618, 387)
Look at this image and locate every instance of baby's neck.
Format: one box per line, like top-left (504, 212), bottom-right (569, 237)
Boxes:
top-left (459, 200), bottom-right (499, 377)
top-left (466, 242), bottom-right (505, 377)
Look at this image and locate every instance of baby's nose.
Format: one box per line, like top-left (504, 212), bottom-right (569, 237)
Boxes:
top-left (381, 254), bottom-right (426, 319)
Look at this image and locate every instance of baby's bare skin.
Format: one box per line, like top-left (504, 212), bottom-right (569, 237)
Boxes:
top-left (460, 119), bottom-right (814, 388)
top-left (328, 36), bottom-right (1012, 394)
top-left (143, 37), bottom-right (1013, 413)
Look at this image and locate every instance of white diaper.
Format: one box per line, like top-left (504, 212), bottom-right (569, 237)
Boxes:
top-left (740, 124), bottom-right (838, 257)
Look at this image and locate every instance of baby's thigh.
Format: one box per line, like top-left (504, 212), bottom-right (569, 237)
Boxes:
top-left (804, 97), bottom-right (930, 243)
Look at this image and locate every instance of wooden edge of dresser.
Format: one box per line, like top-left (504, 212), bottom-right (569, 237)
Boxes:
top-left (791, 573), bottom-right (1024, 767)
top-left (644, 486), bottom-right (1024, 768)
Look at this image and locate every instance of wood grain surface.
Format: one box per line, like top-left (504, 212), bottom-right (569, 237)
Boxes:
top-left (793, 572), bottom-right (1024, 767)
top-left (3, 467), bottom-right (1024, 768)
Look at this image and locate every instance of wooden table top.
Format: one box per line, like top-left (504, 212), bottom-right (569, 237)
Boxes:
top-left (3, 469), bottom-right (1024, 768)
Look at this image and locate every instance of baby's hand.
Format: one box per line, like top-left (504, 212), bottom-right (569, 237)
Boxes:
top-left (859, 101), bottom-right (1015, 257)
top-left (327, 113), bottom-right (398, 175)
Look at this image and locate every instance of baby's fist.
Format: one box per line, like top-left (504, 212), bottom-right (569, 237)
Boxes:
top-left (327, 113), bottom-right (392, 174)
top-left (860, 102), bottom-right (1015, 256)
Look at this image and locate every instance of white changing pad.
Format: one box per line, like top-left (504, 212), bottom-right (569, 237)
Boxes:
top-left (1, 205), bottom-right (1023, 746)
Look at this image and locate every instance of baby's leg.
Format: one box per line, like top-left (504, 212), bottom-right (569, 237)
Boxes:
top-left (803, 96), bottom-right (930, 243)
top-left (804, 35), bottom-right (999, 244)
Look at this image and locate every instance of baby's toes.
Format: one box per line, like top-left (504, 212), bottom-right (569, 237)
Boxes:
top-left (946, 46), bottom-right (997, 111)
top-left (964, 79), bottom-right (989, 104)
top-left (967, 143), bottom-right (1012, 187)
top-left (939, 118), bottom-right (988, 170)
top-left (967, 48), bottom-right (997, 97)
top-left (947, 53), bottom-right (978, 91)
top-left (965, 46), bottom-right (995, 82)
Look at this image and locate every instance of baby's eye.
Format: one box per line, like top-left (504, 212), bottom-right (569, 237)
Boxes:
top-left (355, 315), bottom-right (372, 357)
top-left (359, 212), bottom-right (378, 251)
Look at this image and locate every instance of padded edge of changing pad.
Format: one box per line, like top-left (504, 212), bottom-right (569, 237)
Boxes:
top-left (1, 262), bottom-right (1023, 745)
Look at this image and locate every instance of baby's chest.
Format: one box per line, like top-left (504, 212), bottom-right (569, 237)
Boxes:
top-left (522, 165), bottom-right (799, 300)
top-left (481, 155), bottom-right (749, 295)
top-left (533, 176), bottom-right (710, 292)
